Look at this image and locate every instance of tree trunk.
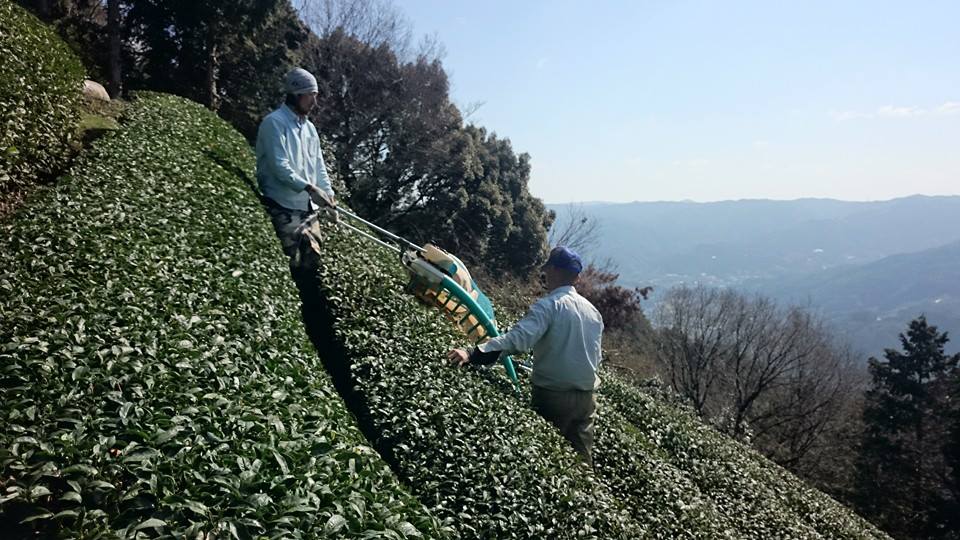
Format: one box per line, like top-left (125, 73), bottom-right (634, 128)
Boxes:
top-left (206, 32), bottom-right (220, 112)
top-left (107, 0), bottom-right (122, 98)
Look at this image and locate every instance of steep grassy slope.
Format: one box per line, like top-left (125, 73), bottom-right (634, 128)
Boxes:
top-left (305, 213), bottom-right (889, 538)
top-left (0, 0), bottom-right (84, 199)
top-left (0, 88), bottom-right (887, 538)
top-left (0, 93), bottom-right (449, 538)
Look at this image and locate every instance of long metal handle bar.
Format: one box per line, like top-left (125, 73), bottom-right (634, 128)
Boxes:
top-left (334, 206), bottom-right (425, 253)
top-left (339, 221), bottom-right (402, 254)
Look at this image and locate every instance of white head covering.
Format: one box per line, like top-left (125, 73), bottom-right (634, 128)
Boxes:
top-left (284, 68), bottom-right (318, 95)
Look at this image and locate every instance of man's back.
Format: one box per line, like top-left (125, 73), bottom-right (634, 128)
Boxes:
top-left (448, 246), bottom-right (602, 466)
top-left (530, 286), bottom-right (604, 391)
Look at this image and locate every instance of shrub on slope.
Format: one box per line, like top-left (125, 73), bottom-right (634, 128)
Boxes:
top-left (0, 1), bottom-right (84, 196)
top-left (306, 230), bottom-right (642, 539)
top-left (306, 213), bottom-right (889, 539)
top-left (0, 92), bottom-right (449, 538)
top-left (599, 377), bottom-right (886, 539)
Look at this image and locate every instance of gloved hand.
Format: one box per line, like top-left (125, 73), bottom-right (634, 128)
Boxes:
top-left (447, 348), bottom-right (470, 367)
top-left (447, 347), bottom-right (500, 367)
top-left (306, 184), bottom-right (336, 208)
top-left (323, 205), bottom-right (340, 223)
top-left (306, 185), bottom-right (338, 223)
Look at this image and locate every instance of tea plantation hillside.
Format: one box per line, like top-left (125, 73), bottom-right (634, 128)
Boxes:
top-left (304, 208), bottom-right (890, 537)
top-left (0, 93), bottom-right (451, 538)
top-left (0, 91), bottom-right (888, 538)
top-left (0, 1), bottom-right (84, 202)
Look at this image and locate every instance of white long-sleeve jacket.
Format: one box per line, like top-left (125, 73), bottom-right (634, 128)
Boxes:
top-left (478, 286), bottom-right (603, 391)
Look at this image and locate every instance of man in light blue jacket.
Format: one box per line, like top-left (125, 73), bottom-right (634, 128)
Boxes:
top-left (448, 247), bottom-right (604, 467)
top-left (256, 68), bottom-right (337, 269)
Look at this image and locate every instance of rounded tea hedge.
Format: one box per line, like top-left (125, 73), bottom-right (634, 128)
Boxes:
top-left (0, 93), bottom-right (449, 538)
top-left (1, 90), bottom-right (889, 538)
top-left (0, 1), bottom-right (85, 195)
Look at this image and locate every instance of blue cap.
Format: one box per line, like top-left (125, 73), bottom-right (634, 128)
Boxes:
top-left (544, 246), bottom-right (583, 274)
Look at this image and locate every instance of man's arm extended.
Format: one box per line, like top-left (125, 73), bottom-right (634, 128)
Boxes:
top-left (447, 300), bottom-right (551, 367)
top-left (312, 133), bottom-right (335, 199)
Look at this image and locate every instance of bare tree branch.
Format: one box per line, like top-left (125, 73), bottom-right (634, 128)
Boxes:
top-left (548, 203), bottom-right (602, 257)
top-left (296, 0), bottom-right (414, 58)
top-left (653, 284), bottom-right (861, 468)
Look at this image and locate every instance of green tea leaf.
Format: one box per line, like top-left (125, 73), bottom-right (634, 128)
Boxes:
top-left (323, 514), bottom-right (347, 535)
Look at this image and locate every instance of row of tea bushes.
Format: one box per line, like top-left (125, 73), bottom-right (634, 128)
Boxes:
top-left (0, 92), bottom-right (450, 538)
top-left (0, 1), bottom-right (84, 195)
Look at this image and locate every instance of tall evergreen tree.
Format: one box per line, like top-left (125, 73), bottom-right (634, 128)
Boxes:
top-left (107, 0), bottom-right (121, 97)
top-left (940, 370), bottom-right (960, 538)
top-left (217, 1), bottom-right (309, 139)
top-left (303, 31), bottom-right (550, 276)
top-left (125, 0), bottom-right (302, 113)
top-left (855, 316), bottom-right (960, 539)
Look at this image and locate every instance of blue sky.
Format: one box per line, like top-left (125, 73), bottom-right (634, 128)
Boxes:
top-left (399, 0), bottom-right (960, 204)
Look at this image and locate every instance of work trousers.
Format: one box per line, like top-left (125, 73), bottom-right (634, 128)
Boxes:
top-left (531, 385), bottom-right (597, 468)
top-left (263, 197), bottom-right (324, 272)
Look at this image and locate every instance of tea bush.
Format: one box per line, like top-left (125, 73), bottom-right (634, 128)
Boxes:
top-left (0, 1), bottom-right (84, 195)
top-left (308, 207), bottom-right (889, 539)
top-left (0, 92), bottom-right (449, 538)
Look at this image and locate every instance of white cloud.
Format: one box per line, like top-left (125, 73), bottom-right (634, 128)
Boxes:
top-left (831, 100), bottom-right (960, 121)
top-left (876, 105), bottom-right (924, 117)
top-left (830, 110), bottom-right (870, 121)
top-left (937, 101), bottom-right (960, 115)
top-left (670, 158), bottom-right (711, 168)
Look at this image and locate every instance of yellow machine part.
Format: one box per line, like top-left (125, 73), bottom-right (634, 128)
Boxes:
top-left (407, 245), bottom-right (491, 342)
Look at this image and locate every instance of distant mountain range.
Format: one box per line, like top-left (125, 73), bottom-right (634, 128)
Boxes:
top-left (549, 195), bottom-right (960, 357)
top-left (759, 240), bottom-right (960, 358)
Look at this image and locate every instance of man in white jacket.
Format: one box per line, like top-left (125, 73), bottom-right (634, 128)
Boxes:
top-left (255, 68), bottom-right (336, 269)
top-left (448, 247), bottom-right (604, 467)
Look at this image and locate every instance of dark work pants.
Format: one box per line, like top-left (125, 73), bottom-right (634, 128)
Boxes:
top-left (531, 385), bottom-right (597, 467)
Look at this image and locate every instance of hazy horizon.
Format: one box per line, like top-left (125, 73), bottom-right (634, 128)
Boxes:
top-left (544, 192), bottom-right (960, 206)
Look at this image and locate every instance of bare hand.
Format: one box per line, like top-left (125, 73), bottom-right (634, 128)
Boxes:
top-left (446, 348), bottom-right (470, 367)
